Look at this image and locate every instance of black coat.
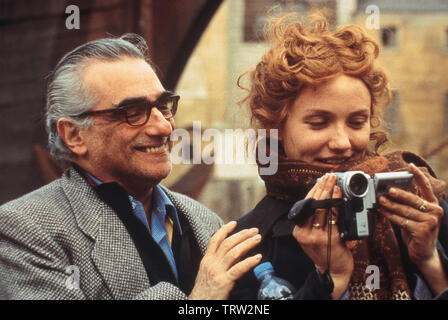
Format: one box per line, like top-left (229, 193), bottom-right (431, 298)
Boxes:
top-left (229, 196), bottom-right (448, 300)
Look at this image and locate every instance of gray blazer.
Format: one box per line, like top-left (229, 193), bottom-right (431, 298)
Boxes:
top-left (0, 167), bottom-right (223, 300)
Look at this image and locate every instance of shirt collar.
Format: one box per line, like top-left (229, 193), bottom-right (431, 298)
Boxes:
top-left (152, 185), bottom-right (182, 235)
top-left (85, 172), bottom-right (182, 235)
top-left (87, 172), bottom-right (103, 186)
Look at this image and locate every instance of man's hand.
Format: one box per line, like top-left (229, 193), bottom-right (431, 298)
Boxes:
top-left (189, 221), bottom-right (262, 300)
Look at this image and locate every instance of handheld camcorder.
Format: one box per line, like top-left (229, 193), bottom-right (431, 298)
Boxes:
top-left (288, 171), bottom-right (413, 240)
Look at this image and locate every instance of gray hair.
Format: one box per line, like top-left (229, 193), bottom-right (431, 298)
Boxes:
top-left (45, 33), bottom-right (152, 161)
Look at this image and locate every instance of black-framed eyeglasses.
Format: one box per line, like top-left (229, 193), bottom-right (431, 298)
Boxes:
top-left (72, 91), bottom-right (180, 126)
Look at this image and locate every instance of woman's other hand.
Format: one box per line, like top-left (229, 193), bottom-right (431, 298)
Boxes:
top-left (378, 163), bottom-right (448, 295)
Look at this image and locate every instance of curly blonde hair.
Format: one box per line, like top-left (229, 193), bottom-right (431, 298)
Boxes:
top-left (239, 13), bottom-right (391, 154)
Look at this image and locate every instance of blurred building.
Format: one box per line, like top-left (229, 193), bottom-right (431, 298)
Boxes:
top-left (354, 0), bottom-right (448, 179)
top-left (166, 0), bottom-right (267, 222)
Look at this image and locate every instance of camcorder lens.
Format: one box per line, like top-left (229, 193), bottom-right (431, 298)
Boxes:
top-left (348, 173), bottom-right (368, 196)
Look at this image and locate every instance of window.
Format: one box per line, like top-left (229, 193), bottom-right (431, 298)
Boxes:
top-left (383, 90), bottom-right (401, 136)
top-left (381, 26), bottom-right (398, 48)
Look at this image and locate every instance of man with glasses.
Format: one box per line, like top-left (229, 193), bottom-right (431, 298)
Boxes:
top-left (0, 34), bottom-right (262, 300)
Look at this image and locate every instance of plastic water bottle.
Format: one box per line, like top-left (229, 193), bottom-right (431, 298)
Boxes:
top-left (254, 262), bottom-right (296, 300)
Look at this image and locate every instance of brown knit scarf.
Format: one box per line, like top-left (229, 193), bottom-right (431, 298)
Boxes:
top-left (258, 140), bottom-right (446, 300)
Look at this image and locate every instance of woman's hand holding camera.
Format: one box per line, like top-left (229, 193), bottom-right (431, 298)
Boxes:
top-left (292, 173), bottom-right (354, 299)
top-left (377, 163), bottom-right (448, 295)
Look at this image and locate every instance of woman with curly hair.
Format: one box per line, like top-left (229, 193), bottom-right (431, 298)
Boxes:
top-left (229, 13), bottom-right (448, 300)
